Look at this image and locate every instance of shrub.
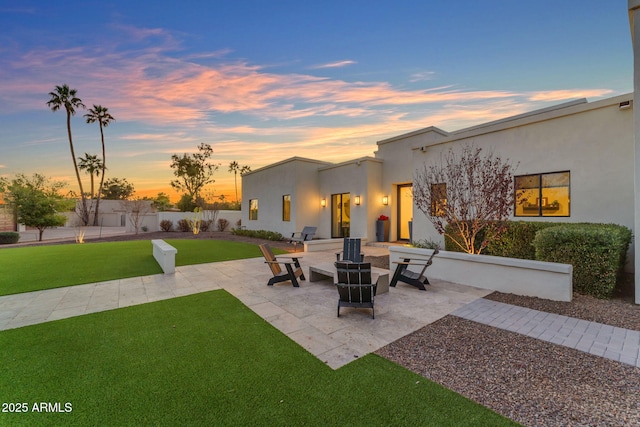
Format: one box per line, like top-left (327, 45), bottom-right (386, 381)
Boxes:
top-left (177, 219), bottom-right (191, 232)
top-left (411, 239), bottom-right (441, 250)
top-left (0, 232), bottom-right (20, 244)
top-left (217, 218), bottom-right (229, 232)
top-left (532, 223), bottom-right (632, 299)
top-left (444, 221), bottom-right (488, 253)
top-left (159, 220), bottom-right (174, 232)
top-left (199, 219), bottom-right (212, 232)
top-left (484, 221), bottom-right (558, 259)
top-left (231, 228), bottom-right (283, 241)
top-left (141, 226), bottom-right (148, 232)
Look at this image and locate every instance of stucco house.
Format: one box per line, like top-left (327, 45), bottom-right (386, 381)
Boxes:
top-left (243, 2), bottom-right (640, 304)
top-left (242, 93), bottom-right (634, 247)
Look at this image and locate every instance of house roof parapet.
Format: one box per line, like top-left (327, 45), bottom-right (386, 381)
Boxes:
top-left (376, 126), bottom-right (450, 146)
top-left (411, 93), bottom-right (633, 151)
top-left (317, 156), bottom-right (383, 172)
top-left (243, 156), bottom-right (333, 176)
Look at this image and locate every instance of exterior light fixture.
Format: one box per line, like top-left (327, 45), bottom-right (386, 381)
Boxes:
top-left (321, 198), bottom-right (326, 207)
top-left (354, 195), bottom-right (361, 205)
top-left (382, 195), bottom-right (389, 205)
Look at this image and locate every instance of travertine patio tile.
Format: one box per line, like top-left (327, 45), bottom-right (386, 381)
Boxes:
top-left (319, 344), bottom-right (366, 369)
top-left (288, 326), bottom-right (343, 356)
top-left (266, 311), bottom-right (309, 334)
top-left (250, 301), bottom-right (287, 318)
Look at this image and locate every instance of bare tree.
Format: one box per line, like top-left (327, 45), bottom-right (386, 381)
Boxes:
top-left (122, 198), bottom-right (153, 234)
top-left (413, 144), bottom-right (519, 254)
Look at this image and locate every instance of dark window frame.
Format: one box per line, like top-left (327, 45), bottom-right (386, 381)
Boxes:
top-left (249, 199), bottom-right (258, 220)
top-left (282, 194), bottom-right (291, 222)
top-left (514, 171), bottom-right (570, 217)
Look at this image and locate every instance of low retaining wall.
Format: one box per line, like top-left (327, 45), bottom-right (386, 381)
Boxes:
top-left (152, 239), bottom-right (177, 274)
top-left (389, 246), bottom-right (573, 302)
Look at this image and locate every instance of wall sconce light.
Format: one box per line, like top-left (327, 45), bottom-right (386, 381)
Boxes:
top-left (354, 195), bottom-right (361, 205)
top-left (321, 198), bottom-right (326, 208)
top-left (382, 195), bottom-right (389, 205)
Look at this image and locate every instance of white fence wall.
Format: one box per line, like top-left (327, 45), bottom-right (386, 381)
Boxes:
top-left (157, 210), bottom-right (242, 231)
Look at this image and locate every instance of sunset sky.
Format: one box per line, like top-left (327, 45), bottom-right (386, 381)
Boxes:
top-left (0, 1), bottom-right (633, 202)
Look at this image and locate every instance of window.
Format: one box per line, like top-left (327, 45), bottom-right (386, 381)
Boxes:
top-left (282, 195), bottom-right (291, 221)
top-left (430, 183), bottom-right (447, 217)
top-left (515, 171), bottom-right (570, 217)
top-left (249, 199), bottom-right (258, 220)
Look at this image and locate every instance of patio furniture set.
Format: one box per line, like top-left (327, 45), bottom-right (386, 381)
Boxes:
top-left (259, 232), bottom-right (438, 319)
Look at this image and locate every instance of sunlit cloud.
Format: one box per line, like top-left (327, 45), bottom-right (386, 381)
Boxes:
top-left (312, 60), bottom-right (357, 69)
top-left (409, 71), bottom-right (436, 82)
top-left (528, 89), bottom-right (614, 102)
top-left (0, 22), bottom-right (625, 200)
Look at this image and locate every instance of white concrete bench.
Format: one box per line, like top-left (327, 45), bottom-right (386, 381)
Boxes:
top-left (152, 239), bottom-right (177, 274)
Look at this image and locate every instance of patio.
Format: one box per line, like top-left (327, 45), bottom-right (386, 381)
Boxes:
top-left (0, 245), bottom-right (491, 369)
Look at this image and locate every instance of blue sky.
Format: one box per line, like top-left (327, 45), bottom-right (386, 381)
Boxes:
top-left (0, 0), bottom-right (633, 200)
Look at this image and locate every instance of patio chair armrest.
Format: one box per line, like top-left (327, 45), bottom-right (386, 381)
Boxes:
top-left (264, 260), bottom-right (298, 266)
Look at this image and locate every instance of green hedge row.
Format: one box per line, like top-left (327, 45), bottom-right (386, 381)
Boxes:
top-left (230, 228), bottom-right (284, 241)
top-left (444, 221), bottom-right (632, 299)
top-left (533, 224), bottom-right (632, 298)
top-left (0, 232), bottom-right (20, 244)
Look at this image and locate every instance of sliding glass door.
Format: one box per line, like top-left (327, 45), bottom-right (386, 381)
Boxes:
top-left (331, 193), bottom-right (351, 238)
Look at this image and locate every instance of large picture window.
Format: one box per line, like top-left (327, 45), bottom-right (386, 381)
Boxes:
top-left (249, 199), bottom-right (258, 220)
top-left (282, 195), bottom-right (291, 222)
top-left (515, 171), bottom-right (570, 217)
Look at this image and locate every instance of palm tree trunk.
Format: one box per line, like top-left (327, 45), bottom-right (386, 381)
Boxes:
top-left (67, 110), bottom-right (88, 225)
top-left (93, 123), bottom-right (106, 226)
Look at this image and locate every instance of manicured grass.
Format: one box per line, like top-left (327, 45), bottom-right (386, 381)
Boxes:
top-left (0, 291), bottom-right (518, 426)
top-left (0, 240), bottom-right (280, 296)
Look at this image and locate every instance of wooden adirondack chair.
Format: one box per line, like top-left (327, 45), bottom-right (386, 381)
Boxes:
top-left (389, 248), bottom-right (439, 291)
top-left (335, 238), bottom-right (364, 263)
top-left (259, 244), bottom-right (305, 287)
top-left (335, 262), bottom-right (376, 319)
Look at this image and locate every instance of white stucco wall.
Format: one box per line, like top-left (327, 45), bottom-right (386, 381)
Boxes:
top-left (317, 158), bottom-right (383, 239)
top-left (241, 157), bottom-right (329, 237)
top-left (405, 95), bottom-right (635, 269)
top-left (375, 127), bottom-right (449, 241)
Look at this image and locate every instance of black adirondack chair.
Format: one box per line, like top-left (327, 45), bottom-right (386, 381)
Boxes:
top-left (335, 262), bottom-right (376, 319)
top-left (336, 238), bottom-right (364, 263)
top-left (389, 248), bottom-right (439, 291)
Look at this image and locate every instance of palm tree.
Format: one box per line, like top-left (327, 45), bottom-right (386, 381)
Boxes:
top-left (77, 153), bottom-right (103, 198)
top-left (228, 161), bottom-right (240, 202)
top-left (47, 84), bottom-right (88, 224)
top-left (85, 105), bottom-right (115, 226)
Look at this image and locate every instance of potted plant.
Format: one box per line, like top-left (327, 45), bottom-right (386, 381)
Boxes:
top-left (376, 214), bottom-right (389, 242)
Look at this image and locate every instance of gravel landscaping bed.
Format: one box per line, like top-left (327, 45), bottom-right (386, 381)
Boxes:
top-left (377, 316), bottom-right (640, 427)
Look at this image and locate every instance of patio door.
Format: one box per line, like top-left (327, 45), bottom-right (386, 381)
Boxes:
top-left (331, 193), bottom-right (351, 238)
top-left (397, 184), bottom-right (412, 241)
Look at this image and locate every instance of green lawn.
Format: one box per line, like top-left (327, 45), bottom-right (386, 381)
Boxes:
top-left (0, 239), bottom-right (280, 296)
top-left (0, 291), bottom-right (519, 426)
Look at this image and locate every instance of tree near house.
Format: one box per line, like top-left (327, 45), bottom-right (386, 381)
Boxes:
top-left (170, 143), bottom-right (219, 205)
top-left (101, 177), bottom-right (135, 200)
top-left (85, 104), bottom-right (115, 226)
top-left (46, 84), bottom-right (89, 225)
top-left (228, 162), bottom-right (251, 203)
top-left (0, 174), bottom-right (73, 241)
top-left (77, 153), bottom-right (103, 198)
top-left (413, 144), bottom-right (519, 254)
